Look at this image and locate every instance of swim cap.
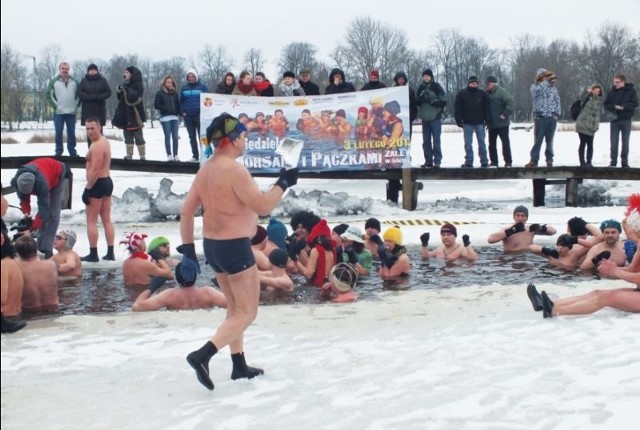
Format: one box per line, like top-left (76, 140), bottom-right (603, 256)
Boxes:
top-left (268, 248), bottom-right (288, 269)
top-left (330, 262), bottom-right (358, 293)
top-left (383, 226), bottom-right (403, 246)
top-left (599, 219), bottom-right (621, 232)
top-left (175, 259), bottom-right (197, 287)
top-left (147, 236), bottom-right (169, 253)
top-left (61, 229), bottom-right (77, 250)
top-left (206, 113), bottom-right (247, 148)
top-left (267, 217), bottom-right (287, 250)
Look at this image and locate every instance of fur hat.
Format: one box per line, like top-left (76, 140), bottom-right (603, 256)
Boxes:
top-left (364, 217), bottom-right (381, 232)
top-left (251, 225), bottom-right (268, 245)
top-left (268, 248), bottom-right (289, 269)
top-left (422, 69), bottom-right (434, 78)
top-left (384, 100), bottom-right (401, 116)
top-left (87, 63), bottom-right (99, 72)
top-left (440, 223), bottom-right (457, 237)
top-left (369, 70), bottom-right (380, 79)
top-left (267, 217), bottom-right (288, 250)
top-left (513, 205), bottom-right (529, 218)
top-left (486, 75), bottom-right (498, 83)
top-left (15, 172), bottom-right (35, 194)
top-left (147, 236), bottom-right (169, 253)
top-left (283, 71), bottom-right (295, 79)
top-left (369, 95), bottom-right (384, 106)
top-left (468, 76), bottom-right (479, 84)
top-left (383, 226), bottom-right (403, 246)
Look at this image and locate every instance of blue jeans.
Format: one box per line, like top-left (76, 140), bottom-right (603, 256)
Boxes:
top-left (53, 114), bottom-right (77, 155)
top-left (463, 124), bottom-right (488, 166)
top-left (530, 116), bottom-right (556, 162)
top-left (161, 119), bottom-right (179, 156)
top-left (421, 118), bottom-right (442, 166)
top-left (609, 119), bottom-right (631, 166)
top-left (183, 115), bottom-right (201, 159)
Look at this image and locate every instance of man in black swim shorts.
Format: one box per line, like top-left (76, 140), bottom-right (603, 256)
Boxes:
top-left (178, 113), bottom-right (299, 391)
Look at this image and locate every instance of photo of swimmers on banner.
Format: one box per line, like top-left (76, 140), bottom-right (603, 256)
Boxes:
top-left (199, 86), bottom-right (411, 173)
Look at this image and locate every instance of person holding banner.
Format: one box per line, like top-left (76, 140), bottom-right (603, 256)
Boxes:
top-left (325, 68), bottom-right (356, 94)
top-left (181, 113), bottom-right (299, 392)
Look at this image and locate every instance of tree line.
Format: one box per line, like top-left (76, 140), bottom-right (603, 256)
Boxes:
top-left (1, 17), bottom-right (638, 131)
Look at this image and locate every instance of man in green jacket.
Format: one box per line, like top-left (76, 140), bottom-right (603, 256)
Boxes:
top-left (485, 76), bottom-right (515, 167)
top-left (46, 62), bottom-right (80, 157)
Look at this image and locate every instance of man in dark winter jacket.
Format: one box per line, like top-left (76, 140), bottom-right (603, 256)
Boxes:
top-left (454, 76), bottom-right (491, 168)
top-left (325, 68), bottom-right (356, 94)
top-left (360, 70), bottom-right (386, 91)
top-left (77, 64), bottom-right (112, 129)
top-left (604, 74), bottom-right (639, 168)
top-left (180, 70), bottom-right (209, 162)
top-left (416, 69), bottom-right (447, 168)
top-left (298, 69), bottom-right (320, 95)
top-left (485, 75), bottom-right (515, 167)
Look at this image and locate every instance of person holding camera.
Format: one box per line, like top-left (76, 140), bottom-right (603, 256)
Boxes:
top-left (180, 113), bottom-right (298, 392)
top-left (112, 66), bottom-right (146, 160)
top-left (10, 157), bottom-right (71, 259)
top-left (526, 68), bottom-right (560, 168)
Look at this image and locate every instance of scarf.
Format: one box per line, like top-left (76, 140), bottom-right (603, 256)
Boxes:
top-left (236, 81), bottom-right (255, 94)
top-left (130, 251), bottom-right (152, 261)
top-left (255, 80), bottom-right (271, 92)
top-left (279, 80), bottom-right (301, 96)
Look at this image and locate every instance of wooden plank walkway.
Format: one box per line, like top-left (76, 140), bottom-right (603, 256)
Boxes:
top-left (2, 155), bottom-right (639, 210)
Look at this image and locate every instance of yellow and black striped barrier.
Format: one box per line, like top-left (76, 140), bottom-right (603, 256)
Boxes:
top-left (381, 219), bottom-right (483, 226)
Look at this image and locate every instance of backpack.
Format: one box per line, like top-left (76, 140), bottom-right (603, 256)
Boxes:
top-left (570, 99), bottom-right (583, 121)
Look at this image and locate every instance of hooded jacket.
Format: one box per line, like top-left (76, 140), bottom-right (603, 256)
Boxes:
top-left (180, 69), bottom-right (209, 116)
top-left (486, 84), bottom-right (515, 129)
top-left (325, 69), bottom-right (356, 94)
top-left (575, 93), bottom-right (602, 136)
top-left (112, 66), bottom-right (146, 130)
top-left (77, 71), bottom-right (112, 125)
top-left (393, 71), bottom-right (417, 122)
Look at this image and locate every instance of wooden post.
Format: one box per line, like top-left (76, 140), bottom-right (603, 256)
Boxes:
top-left (402, 168), bottom-right (413, 211)
top-left (533, 179), bottom-right (546, 207)
top-left (565, 178), bottom-right (580, 207)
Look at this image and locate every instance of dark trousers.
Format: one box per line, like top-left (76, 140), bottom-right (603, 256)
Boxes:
top-left (184, 115), bottom-right (201, 159)
top-left (610, 119), bottom-right (631, 166)
top-left (577, 132), bottom-right (594, 165)
top-left (488, 126), bottom-right (512, 165)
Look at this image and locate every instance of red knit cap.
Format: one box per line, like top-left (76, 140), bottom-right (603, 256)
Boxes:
top-left (307, 219), bottom-right (331, 244)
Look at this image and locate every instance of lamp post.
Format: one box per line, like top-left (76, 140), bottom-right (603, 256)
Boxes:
top-left (21, 54), bottom-right (39, 125)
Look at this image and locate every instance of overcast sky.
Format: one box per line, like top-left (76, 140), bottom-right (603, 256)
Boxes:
top-left (2, 0), bottom-right (639, 79)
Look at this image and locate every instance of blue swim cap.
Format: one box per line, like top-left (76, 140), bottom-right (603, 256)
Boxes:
top-left (599, 219), bottom-right (621, 232)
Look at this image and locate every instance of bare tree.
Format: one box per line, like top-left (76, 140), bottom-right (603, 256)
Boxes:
top-left (277, 42), bottom-right (317, 76)
top-left (1, 44), bottom-right (30, 130)
top-left (243, 48), bottom-right (265, 77)
top-left (333, 16), bottom-right (410, 87)
top-left (198, 44), bottom-right (234, 90)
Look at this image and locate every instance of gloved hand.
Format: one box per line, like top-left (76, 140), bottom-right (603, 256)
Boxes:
top-left (288, 238), bottom-right (307, 262)
top-left (30, 215), bottom-right (43, 231)
top-left (529, 223), bottom-right (548, 233)
top-left (344, 247), bottom-right (358, 265)
top-left (274, 168), bottom-right (299, 192)
top-left (149, 249), bottom-right (163, 262)
top-left (384, 254), bottom-right (399, 269)
top-left (369, 234), bottom-right (384, 247)
top-left (176, 243), bottom-right (200, 273)
top-left (456, 120), bottom-right (463, 128)
top-left (148, 276), bottom-right (168, 294)
top-left (541, 246), bottom-right (560, 258)
top-left (13, 217), bottom-right (33, 233)
top-left (82, 188), bottom-right (91, 205)
top-left (568, 236), bottom-right (579, 245)
top-left (377, 245), bottom-right (389, 267)
top-left (504, 222), bottom-right (525, 237)
top-left (20, 199), bottom-right (31, 215)
top-left (567, 217), bottom-right (588, 236)
top-left (462, 234), bottom-right (471, 247)
top-left (591, 250), bottom-right (611, 267)
top-left (420, 232), bottom-right (430, 247)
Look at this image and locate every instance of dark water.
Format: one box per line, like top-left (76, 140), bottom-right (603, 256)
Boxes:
top-left (27, 246), bottom-right (598, 320)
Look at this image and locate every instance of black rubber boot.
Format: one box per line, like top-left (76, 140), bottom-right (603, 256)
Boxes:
top-left (81, 248), bottom-right (99, 263)
top-left (541, 291), bottom-right (555, 318)
top-left (1, 312), bottom-right (27, 334)
top-left (102, 246), bottom-right (115, 261)
top-left (527, 283), bottom-right (543, 312)
top-left (186, 341), bottom-right (217, 391)
top-left (231, 352), bottom-right (264, 380)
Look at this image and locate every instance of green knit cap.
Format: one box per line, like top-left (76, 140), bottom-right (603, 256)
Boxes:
top-left (147, 236), bottom-right (170, 253)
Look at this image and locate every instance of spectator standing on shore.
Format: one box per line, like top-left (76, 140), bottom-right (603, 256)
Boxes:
top-left (485, 75), bottom-right (514, 167)
top-left (77, 63), bottom-right (111, 146)
top-left (155, 75), bottom-right (181, 161)
top-left (46, 61), bottom-right (80, 157)
top-left (575, 84), bottom-right (604, 167)
top-left (298, 68), bottom-right (320, 96)
top-left (181, 69), bottom-right (210, 162)
top-left (416, 69), bottom-right (447, 168)
top-left (454, 76), bottom-right (491, 168)
top-left (526, 68), bottom-right (560, 168)
top-left (215, 72), bottom-right (236, 95)
top-left (254, 72), bottom-right (274, 97)
top-left (603, 74), bottom-right (638, 168)
top-left (112, 66), bottom-right (146, 160)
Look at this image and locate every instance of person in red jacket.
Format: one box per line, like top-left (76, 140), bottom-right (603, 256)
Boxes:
top-left (10, 157), bottom-right (70, 259)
